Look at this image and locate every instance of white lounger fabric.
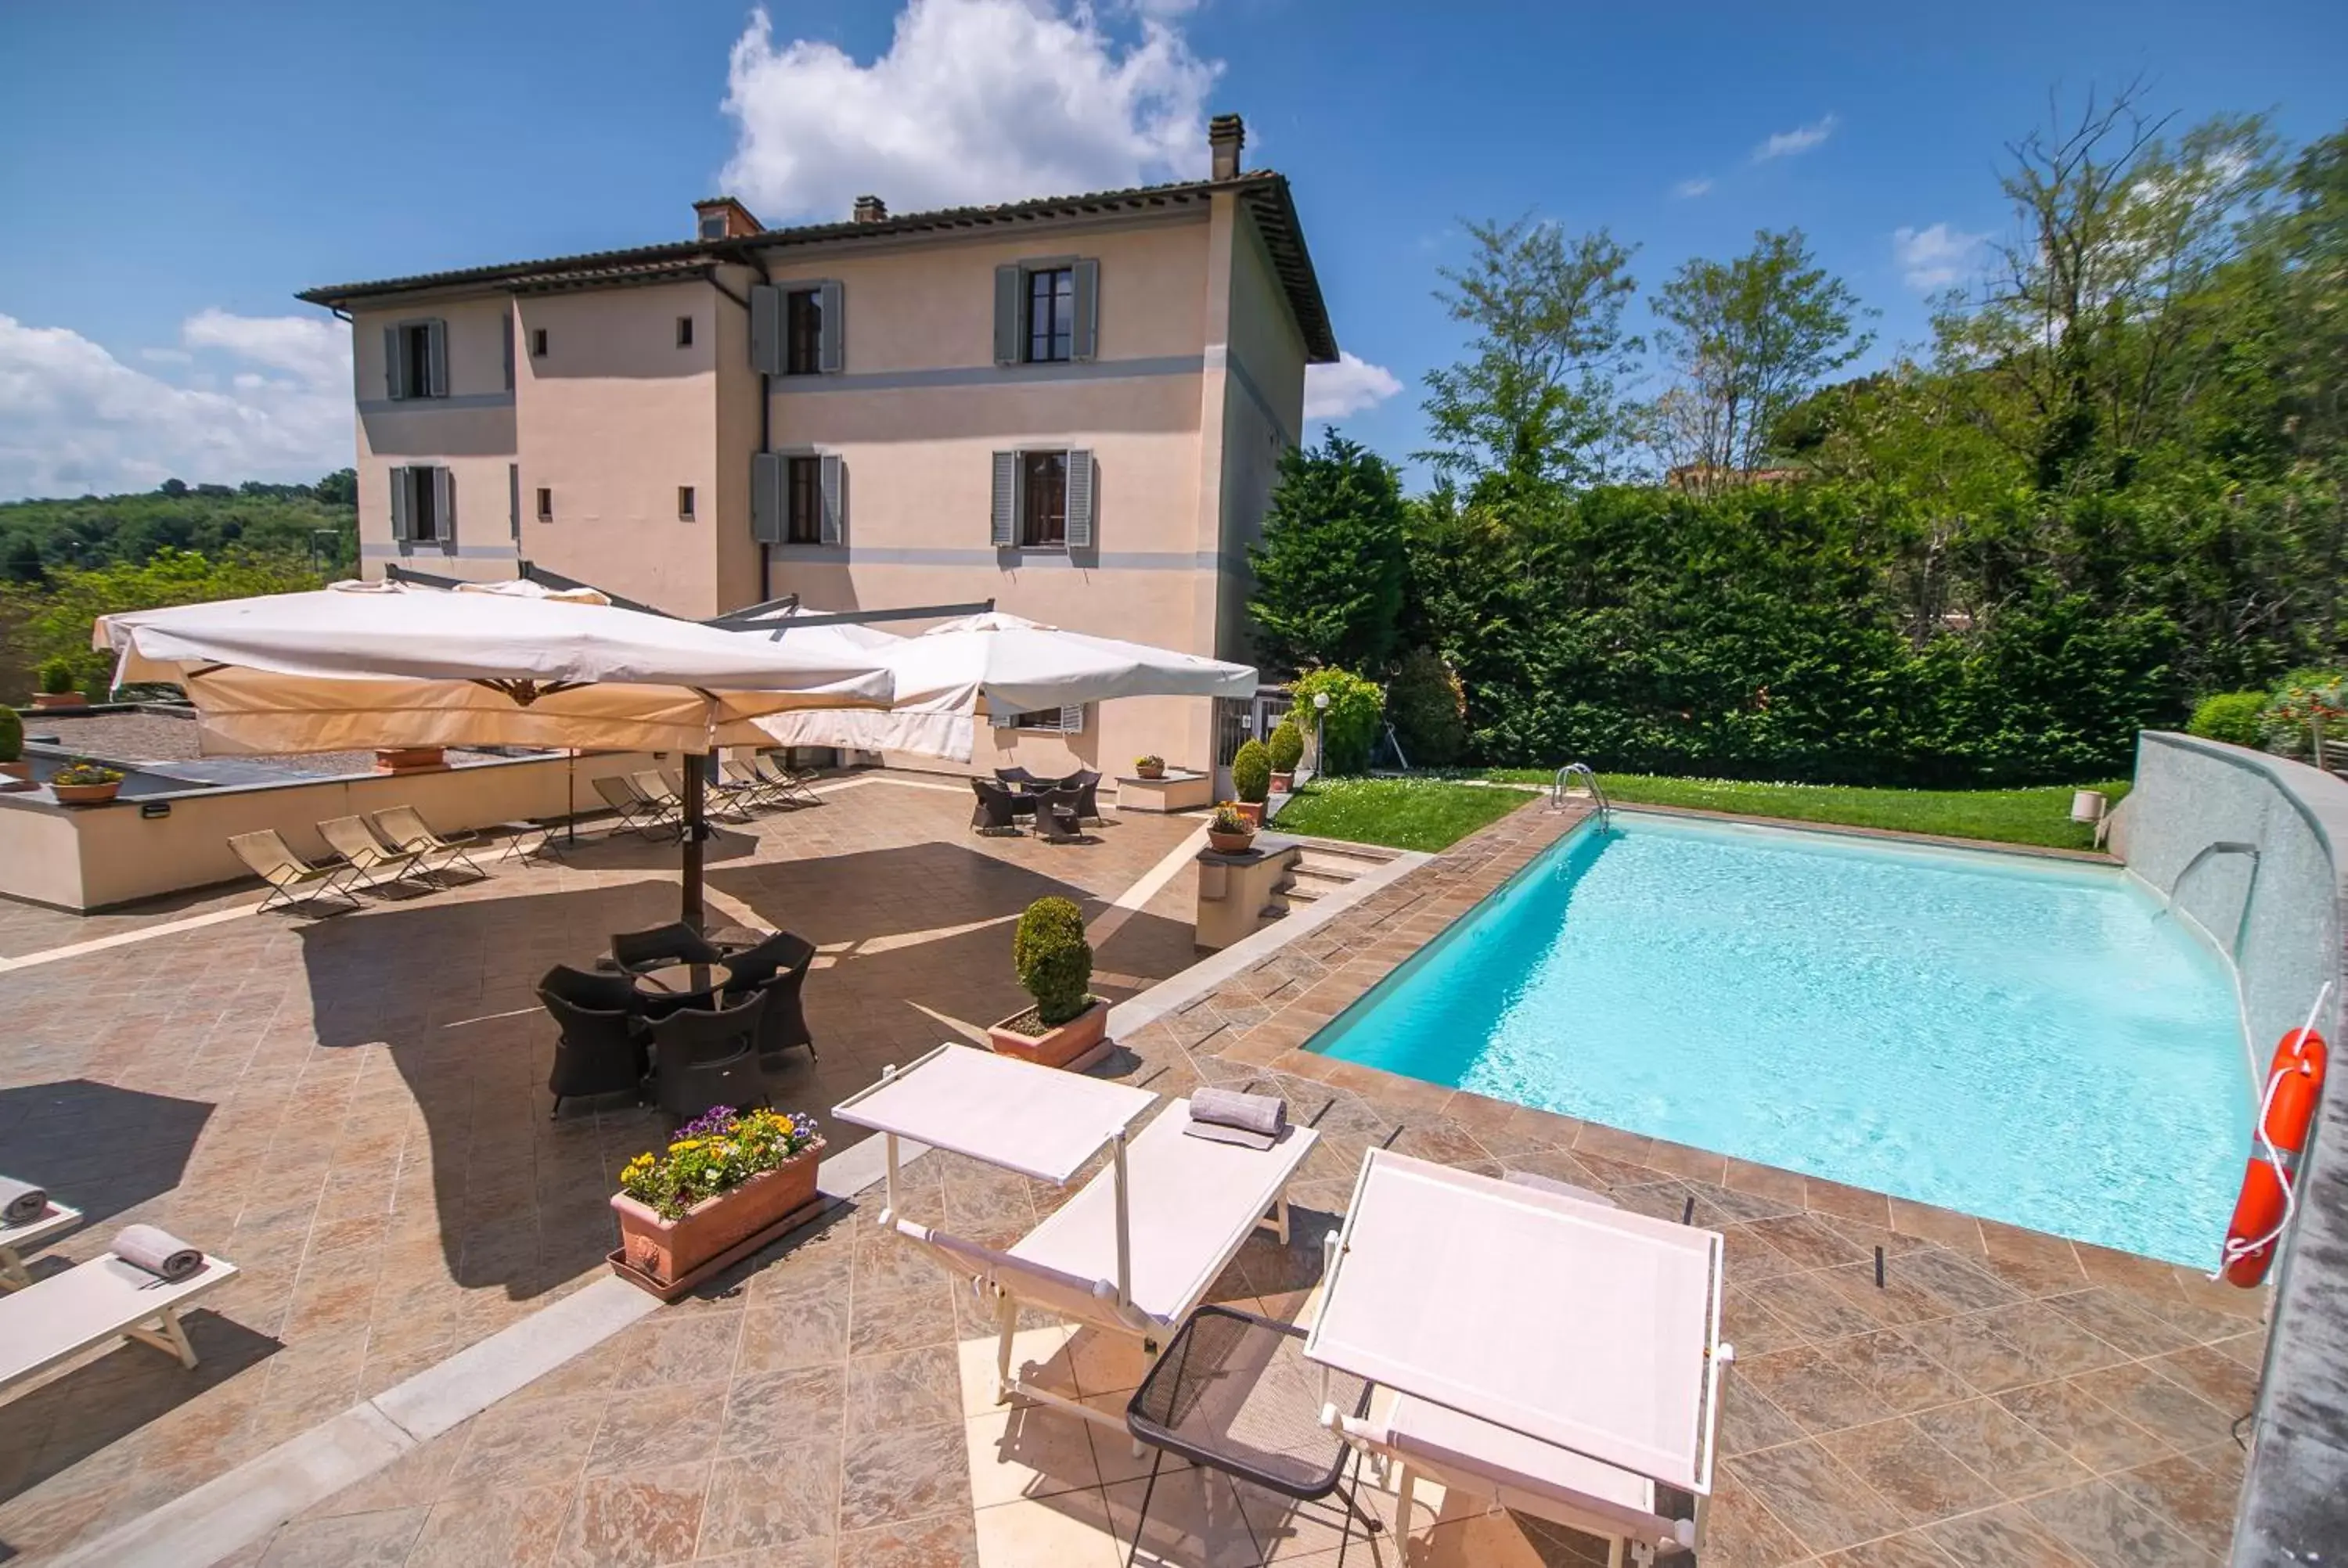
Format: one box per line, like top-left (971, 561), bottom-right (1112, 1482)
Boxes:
top-left (1309, 1151), bottom-right (1721, 1491)
top-left (1370, 1393), bottom-right (1682, 1546)
top-left (0, 1201), bottom-right (82, 1290)
top-left (1010, 1099), bottom-right (1316, 1329)
top-left (0, 1251), bottom-right (239, 1386)
top-left (834, 1044), bottom-right (1153, 1184)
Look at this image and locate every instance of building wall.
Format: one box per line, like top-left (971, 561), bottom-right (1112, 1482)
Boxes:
top-left (1216, 206), bottom-right (1309, 666)
top-left (514, 281), bottom-right (726, 616)
top-left (2109, 732), bottom-right (2348, 1563)
top-left (711, 263), bottom-right (767, 613)
top-left (352, 293), bottom-right (520, 582)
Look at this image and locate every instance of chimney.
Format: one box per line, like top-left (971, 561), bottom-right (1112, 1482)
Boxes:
top-left (693, 196), bottom-right (762, 240)
top-left (852, 194), bottom-right (888, 224)
top-left (1208, 113), bottom-right (1244, 181)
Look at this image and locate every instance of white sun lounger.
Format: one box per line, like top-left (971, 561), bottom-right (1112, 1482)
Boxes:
top-left (836, 1044), bottom-right (1317, 1437)
top-left (0, 1250), bottom-right (240, 1389)
top-left (0, 1200), bottom-right (82, 1291)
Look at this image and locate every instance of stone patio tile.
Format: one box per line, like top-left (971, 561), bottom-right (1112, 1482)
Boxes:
top-left (441, 1393), bottom-right (607, 1498)
top-left (553, 1460), bottom-right (708, 1567)
top-left (1737, 1345), bottom-right (1896, 1437)
top-left (1727, 1440), bottom-right (1910, 1555)
top-left (1920, 1502), bottom-right (2094, 1565)
top-left (404, 1480), bottom-right (574, 1568)
top-left (837, 1419), bottom-right (969, 1533)
top-left (2105, 1451), bottom-right (2244, 1559)
top-left (1907, 1397), bottom-right (2093, 1498)
top-left (835, 1507), bottom-right (979, 1568)
top-left (585, 1379), bottom-right (728, 1475)
top-left (1994, 1379), bottom-right (2177, 1473)
top-left (255, 1505), bottom-right (429, 1566)
top-left (2023, 1480), bottom-right (2224, 1568)
top-left (2065, 1364), bottom-right (2236, 1454)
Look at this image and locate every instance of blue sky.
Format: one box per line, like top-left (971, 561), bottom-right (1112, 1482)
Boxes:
top-left (2, 0), bottom-right (2341, 498)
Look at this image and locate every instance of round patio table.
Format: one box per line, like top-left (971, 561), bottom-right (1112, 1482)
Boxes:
top-left (632, 962), bottom-right (733, 1009)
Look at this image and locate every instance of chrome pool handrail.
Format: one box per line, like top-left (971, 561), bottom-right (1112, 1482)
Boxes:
top-left (1551, 764), bottom-right (1609, 822)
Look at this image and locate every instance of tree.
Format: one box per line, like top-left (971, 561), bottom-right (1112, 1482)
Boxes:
top-left (1420, 216), bottom-right (1641, 496)
top-left (1647, 228), bottom-right (1874, 487)
top-left (1246, 431), bottom-right (1408, 674)
top-left (3, 548), bottom-right (326, 698)
top-left (315, 468), bottom-right (358, 506)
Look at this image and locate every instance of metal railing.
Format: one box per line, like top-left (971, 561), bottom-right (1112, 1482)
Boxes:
top-left (1551, 763), bottom-right (1610, 821)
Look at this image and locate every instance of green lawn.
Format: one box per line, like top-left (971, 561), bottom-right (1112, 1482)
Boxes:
top-left (1480, 770), bottom-right (2131, 851)
top-left (1269, 776), bottom-right (1533, 852)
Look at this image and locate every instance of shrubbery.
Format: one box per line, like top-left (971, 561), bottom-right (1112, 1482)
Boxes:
top-left (1013, 897), bottom-right (1093, 1027)
top-left (1266, 721), bottom-right (1302, 775)
top-left (1388, 647), bottom-right (1467, 767)
top-left (1291, 667), bottom-right (1385, 775)
top-left (2188, 692), bottom-right (2271, 747)
top-left (0, 706), bottom-right (19, 764)
top-left (1230, 739), bottom-right (1272, 804)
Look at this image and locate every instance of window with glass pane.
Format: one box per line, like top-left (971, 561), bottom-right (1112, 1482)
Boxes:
top-left (1021, 450), bottom-right (1067, 547)
top-left (1026, 267), bottom-right (1074, 362)
top-left (784, 289), bottom-right (823, 376)
top-left (786, 455), bottom-right (823, 544)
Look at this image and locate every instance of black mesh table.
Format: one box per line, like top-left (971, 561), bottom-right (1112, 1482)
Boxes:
top-left (1123, 1304), bottom-right (1380, 1567)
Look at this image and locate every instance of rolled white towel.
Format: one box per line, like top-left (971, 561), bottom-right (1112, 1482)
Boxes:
top-left (0, 1176), bottom-right (47, 1226)
top-left (1186, 1087), bottom-right (1289, 1150)
top-left (113, 1225), bottom-right (204, 1282)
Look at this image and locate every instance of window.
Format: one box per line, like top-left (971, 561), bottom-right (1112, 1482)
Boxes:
top-left (508, 463), bottom-right (520, 541)
top-left (531, 327), bottom-right (549, 358)
top-left (785, 456), bottom-right (822, 544)
top-left (536, 487), bottom-right (553, 522)
top-left (699, 213), bottom-right (728, 241)
top-left (1000, 706), bottom-right (1085, 734)
top-left (1020, 451), bottom-right (1067, 547)
top-left (1026, 266), bottom-right (1074, 362)
top-left (784, 289), bottom-right (823, 376)
top-left (389, 466), bottom-right (449, 545)
top-left (385, 320), bottom-right (445, 401)
top-left (678, 485), bottom-right (697, 520)
top-left (675, 315), bottom-right (694, 348)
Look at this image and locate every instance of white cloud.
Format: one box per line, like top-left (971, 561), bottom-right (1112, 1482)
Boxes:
top-left (719, 0), bottom-right (1220, 224)
top-left (1673, 177), bottom-right (1715, 200)
top-left (0, 311), bottom-right (350, 499)
top-left (1754, 114), bottom-right (1838, 162)
top-left (1303, 351), bottom-right (1402, 421)
top-left (1891, 222), bottom-right (1988, 291)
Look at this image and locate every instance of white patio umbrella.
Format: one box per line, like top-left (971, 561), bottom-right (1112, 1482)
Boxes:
top-left (754, 610), bottom-right (1256, 762)
top-left (96, 581), bottom-right (897, 923)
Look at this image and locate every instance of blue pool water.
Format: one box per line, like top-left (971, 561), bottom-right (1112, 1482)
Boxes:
top-left (1316, 813), bottom-right (2249, 1264)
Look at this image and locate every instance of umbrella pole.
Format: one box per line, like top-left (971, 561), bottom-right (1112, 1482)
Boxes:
top-left (681, 753), bottom-right (707, 930)
top-left (566, 748), bottom-right (577, 850)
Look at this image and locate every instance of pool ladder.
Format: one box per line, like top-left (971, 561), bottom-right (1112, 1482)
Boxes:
top-left (1551, 764), bottom-right (1610, 822)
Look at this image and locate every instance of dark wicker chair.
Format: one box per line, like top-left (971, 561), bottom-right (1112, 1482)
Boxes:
top-left (539, 967), bottom-right (650, 1118)
top-left (650, 988), bottom-right (771, 1122)
top-left (609, 922), bottom-right (725, 976)
top-left (1032, 786), bottom-right (1087, 843)
top-left (1057, 768), bottom-right (1104, 823)
top-left (726, 936), bottom-right (818, 1065)
top-left (971, 778), bottom-right (1022, 835)
top-left (995, 766), bottom-right (1039, 788)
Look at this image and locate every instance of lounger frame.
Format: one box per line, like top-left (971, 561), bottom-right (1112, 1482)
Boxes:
top-left (0, 1253), bottom-right (242, 1390)
top-left (0, 1202), bottom-right (81, 1291)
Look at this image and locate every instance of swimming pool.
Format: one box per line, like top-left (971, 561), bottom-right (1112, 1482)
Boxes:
top-left (1313, 812), bottom-right (2249, 1264)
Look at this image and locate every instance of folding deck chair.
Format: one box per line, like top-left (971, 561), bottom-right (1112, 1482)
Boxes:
top-left (318, 815), bottom-right (437, 892)
top-left (752, 753), bottom-right (824, 807)
top-left (227, 829), bottom-right (362, 914)
top-left (592, 774), bottom-right (676, 839)
top-left (836, 1045), bottom-right (1318, 1439)
top-left (367, 805), bottom-right (488, 882)
top-left (721, 758), bottom-right (786, 810)
top-left (0, 1246), bottom-right (240, 1390)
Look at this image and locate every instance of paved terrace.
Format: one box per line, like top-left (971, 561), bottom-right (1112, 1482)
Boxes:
top-left (1, 783), bottom-right (2271, 1566)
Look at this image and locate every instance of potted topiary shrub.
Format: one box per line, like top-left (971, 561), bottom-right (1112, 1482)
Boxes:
top-left (32, 656), bottom-right (82, 711)
top-left (1135, 753), bottom-right (1166, 779)
top-left (1229, 738), bottom-right (1271, 826)
top-left (1266, 720), bottom-right (1303, 793)
top-left (1206, 801), bottom-right (1258, 854)
top-left (0, 706), bottom-right (27, 789)
top-left (49, 758), bottom-right (125, 805)
top-left (989, 895), bottom-right (1109, 1069)
top-left (610, 1106), bottom-right (825, 1296)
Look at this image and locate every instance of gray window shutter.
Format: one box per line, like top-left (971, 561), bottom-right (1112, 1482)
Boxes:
top-left (1057, 704), bottom-right (1084, 734)
top-left (1064, 448), bottom-right (1094, 548)
top-left (816, 280), bottom-right (844, 373)
top-left (751, 452), bottom-right (783, 544)
top-left (749, 286), bottom-right (780, 375)
top-left (1071, 258), bottom-right (1100, 361)
top-left (425, 318), bottom-right (448, 397)
top-left (431, 466), bottom-right (456, 543)
top-left (990, 451), bottom-right (1018, 547)
top-left (389, 467), bottom-right (412, 541)
top-left (502, 314), bottom-right (515, 390)
top-left (993, 265), bottom-right (1022, 365)
top-left (384, 325), bottom-right (406, 401)
top-left (508, 462), bottom-right (520, 540)
top-left (818, 453), bottom-right (844, 545)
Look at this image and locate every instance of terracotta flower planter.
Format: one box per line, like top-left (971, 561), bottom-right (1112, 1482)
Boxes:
top-left (31, 693), bottom-right (82, 711)
top-left (1136, 763), bottom-right (1166, 779)
top-left (50, 781), bottom-right (121, 806)
top-left (1270, 771), bottom-right (1295, 793)
top-left (375, 746), bottom-right (447, 775)
top-left (610, 1145), bottom-right (823, 1289)
top-left (0, 761), bottom-right (31, 793)
top-left (1207, 829), bottom-right (1257, 855)
top-left (1230, 801), bottom-right (1266, 828)
top-left (989, 997), bottom-right (1111, 1070)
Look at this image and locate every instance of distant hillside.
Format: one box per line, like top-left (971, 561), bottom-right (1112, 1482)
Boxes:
top-left (2, 471), bottom-right (358, 581)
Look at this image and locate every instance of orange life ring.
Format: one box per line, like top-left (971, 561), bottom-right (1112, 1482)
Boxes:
top-left (2221, 1027), bottom-right (2328, 1288)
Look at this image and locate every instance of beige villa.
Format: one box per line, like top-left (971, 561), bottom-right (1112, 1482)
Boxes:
top-left (297, 115), bottom-right (1335, 780)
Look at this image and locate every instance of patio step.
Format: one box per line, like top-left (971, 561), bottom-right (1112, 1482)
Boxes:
top-left (1271, 837), bottom-right (1395, 910)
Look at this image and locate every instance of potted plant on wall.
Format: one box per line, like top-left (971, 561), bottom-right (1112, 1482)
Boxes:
top-left (1135, 753), bottom-right (1166, 780)
top-left (374, 746), bottom-right (447, 775)
top-left (31, 657), bottom-right (82, 712)
top-left (1206, 801), bottom-right (1258, 854)
top-left (0, 707), bottom-right (28, 790)
top-left (610, 1106), bottom-right (824, 1293)
top-left (49, 758), bottom-right (124, 805)
top-left (1230, 738), bottom-right (1271, 827)
top-left (988, 896), bottom-right (1110, 1069)
top-left (1266, 721), bottom-right (1302, 794)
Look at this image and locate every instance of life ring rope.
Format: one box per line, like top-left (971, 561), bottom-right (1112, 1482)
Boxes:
top-left (2213, 980), bottom-right (2332, 1284)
